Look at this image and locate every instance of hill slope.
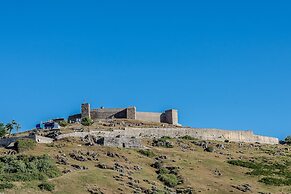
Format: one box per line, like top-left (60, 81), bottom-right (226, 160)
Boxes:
top-left (0, 135), bottom-right (290, 194)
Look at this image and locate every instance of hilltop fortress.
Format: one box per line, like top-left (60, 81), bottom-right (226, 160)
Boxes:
top-left (0, 102), bottom-right (279, 148)
top-left (69, 103), bottom-right (179, 125)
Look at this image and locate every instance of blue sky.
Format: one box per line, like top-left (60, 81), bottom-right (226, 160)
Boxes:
top-left (0, 1), bottom-right (290, 139)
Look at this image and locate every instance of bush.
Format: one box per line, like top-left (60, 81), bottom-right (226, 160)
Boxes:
top-left (228, 159), bottom-right (291, 186)
top-left (285, 136), bottom-right (291, 145)
top-left (59, 120), bottom-right (68, 127)
top-left (0, 182), bottom-right (14, 191)
top-left (38, 182), bottom-right (55, 191)
top-left (158, 173), bottom-right (179, 188)
top-left (14, 138), bottom-right (36, 153)
top-left (158, 167), bottom-right (170, 175)
top-left (179, 135), bottom-right (197, 141)
top-left (0, 155), bottom-right (61, 182)
top-left (0, 123), bottom-right (6, 137)
top-left (138, 149), bottom-right (156, 158)
top-left (152, 161), bottom-right (163, 169)
top-left (227, 160), bottom-right (258, 169)
top-left (81, 117), bottom-right (94, 126)
top-left (160, 136), bottom-right (172, 140)
top-left (259, 177), bottom-right (291, 186)
top-left (205, 146), bottom-right (215, 152)
top-left (152, 138), bottom-right (174, 148)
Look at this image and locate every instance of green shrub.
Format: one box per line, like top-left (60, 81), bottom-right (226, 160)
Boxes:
top-left (153, 138), bottom-right (174, 148)
top-left (158, 173), bottom-right (179, 188)
top-left (179, 135), bottom-right (197, 140)
top-left (138, 149), bottom-right (156, 158)
top-left (0, 155), bottom-right (61, 182)
top-left (259, 177), bottom-right (291, 186)
top-left (285, 136), bottom-right (291, 145)
top-left (0, 123), bottom-right (6, 137)
top-left (205, 146), bottom-right (215, 152)
top-left (152, 161), bottom-right (163, 169)
top-left (228, 159), bottom-right (291, 186)
top-left (0, 182), bottom-right (13, 191)
top-left (15, 138), bottom-right (36, 153)
top-left (158, 167), bottom-right (170, 175)
top-left (227, 160), bottom-right (258, 169)
top-left (81, 117), bottom-right (94, 126)
top-left (59, 120), bottom-right (68, 127)
top-left (38, 182), bottom-right (55, 191)
top-left (160, 136), bottom-right (172, 140)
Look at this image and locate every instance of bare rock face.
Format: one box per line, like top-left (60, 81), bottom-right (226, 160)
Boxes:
top-left (82, 135), bottom-right (98, 146)
top-left (56, 155), bottom-right (69, 165)
top-left (69, 151), bottom-right (87, 162)
top-left (71, 164), bottom-right (88, 170)
top-left (232, 184), bottom-right (252, 192)
top-left (87, 185), bottom-right (104, 194)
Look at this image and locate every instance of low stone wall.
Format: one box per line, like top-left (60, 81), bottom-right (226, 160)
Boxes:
top-left (56, 127), bottom-right (279, 144)
top-left (34, 135), bottom-right (54, 144)
top-left (0, 137), bottom-right (22, 147)
top-left (102, 137), bottom-right (142, 148)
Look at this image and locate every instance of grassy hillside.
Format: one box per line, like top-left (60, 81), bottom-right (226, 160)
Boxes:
top-left (0, 135), bottom-right (290, 194)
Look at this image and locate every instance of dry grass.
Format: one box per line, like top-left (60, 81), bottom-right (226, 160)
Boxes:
top-left (0, 136), bottom-right (290, 194)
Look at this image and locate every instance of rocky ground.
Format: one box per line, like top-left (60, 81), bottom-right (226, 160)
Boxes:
top-left (0, 132), bottom-right (290, 194)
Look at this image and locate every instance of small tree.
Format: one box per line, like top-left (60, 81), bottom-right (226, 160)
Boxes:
top-left (5, 120), bottom-right (21, 137)
top-left (81, 117), bottom-right (93, 126)
top-left (81, 117), bottom-right (93, 132)
top-left (0, 123), bottom-right (6, 137)
top-left (285, 136), bottom-right (291, 145)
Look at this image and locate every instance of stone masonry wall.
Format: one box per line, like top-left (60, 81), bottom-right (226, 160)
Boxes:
top-left (90, 108), bottom-right (126, 119)
top-left (135, 112), bottom-right (162, 123)
top-left (56, 128), bottom-right (279, 145)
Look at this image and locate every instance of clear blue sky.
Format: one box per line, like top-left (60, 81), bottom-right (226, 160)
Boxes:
top-left (0, 1), bottom-right (290, 139)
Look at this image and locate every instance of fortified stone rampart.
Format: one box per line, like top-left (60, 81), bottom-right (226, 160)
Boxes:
top-left (69, 103), bottom-right (179, 125)
top-left (136, 112), bottom-right (162, 123)
top-left (91, 108), bottom-right (127, 119)
top-left (56, 127), bottom-right (279, 145)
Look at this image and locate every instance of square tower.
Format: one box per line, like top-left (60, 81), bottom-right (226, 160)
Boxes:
top-left (165, 109), bottom-right (178, 125)
top-left (81, 103), bottom-right (91, 119)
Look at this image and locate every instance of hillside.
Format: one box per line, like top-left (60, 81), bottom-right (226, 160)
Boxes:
top-left (0, 127), bottom-right (290, 194)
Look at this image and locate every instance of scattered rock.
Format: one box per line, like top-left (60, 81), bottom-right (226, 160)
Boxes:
top-left (71, 164), bottom-right (88, 170)
top-left (232, 184), bottom-right (252, 192)
top-left (176, 187), bottom-right (194, 193)
top-left (56, 155), bottom-right (69, 165)
top-left (96, 163), bottom-right (114, 170)
top-left (87, 185), bottom-right (104, 194)
top-left (69, 151), bottom-right (87, 162)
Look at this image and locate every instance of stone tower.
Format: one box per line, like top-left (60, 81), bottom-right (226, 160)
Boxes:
top-left (81, 103), bottom-right (91, 119)
top-left (165, 109), bottom-right (178, 125)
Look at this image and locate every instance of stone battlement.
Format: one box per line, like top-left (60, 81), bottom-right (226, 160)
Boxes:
top-left (68, 103), bottom-right (179, 125)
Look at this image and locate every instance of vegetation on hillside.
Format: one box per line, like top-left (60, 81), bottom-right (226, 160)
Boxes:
top-left (15, 138), bottom-right (36, 153)
top-left (228, 159), bottom-right (291, 186)
top-left (0, 120), bottom-right (21, 137)
top-left (81, 117), bottom-right (94, 127)
top-left (285, 136), bottom-right (291, 145)
top-left (0, 155), bottom-right (61, 182)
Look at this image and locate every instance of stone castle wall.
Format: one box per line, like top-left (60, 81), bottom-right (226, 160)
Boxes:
top-left (79, 103), bottom-right (179, 125)
top-left (135, 112), bottom-right (162, 123)
top-left (56, 127), bottom-right (279, 145)
top-left (90, 108), bottom-right (126, 119)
